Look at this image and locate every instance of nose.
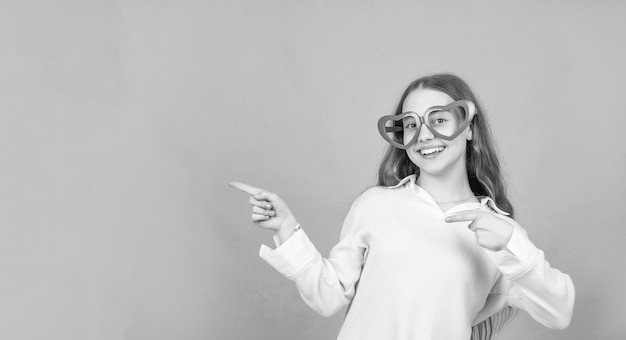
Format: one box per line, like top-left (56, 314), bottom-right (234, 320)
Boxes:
top-left (417, 122), bottom-right (434, 142)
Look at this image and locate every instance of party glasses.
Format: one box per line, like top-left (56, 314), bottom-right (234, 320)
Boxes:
top-left (377, 100), bottom-right (476, 149)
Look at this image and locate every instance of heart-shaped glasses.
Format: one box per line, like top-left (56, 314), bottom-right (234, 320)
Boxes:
top-left (377, 100), bottom-right (476, 149)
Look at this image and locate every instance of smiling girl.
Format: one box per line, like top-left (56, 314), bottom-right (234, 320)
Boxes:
top-left (231, 73), bottom-right (575, 339)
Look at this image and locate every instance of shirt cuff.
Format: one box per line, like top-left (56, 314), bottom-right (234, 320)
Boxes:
top-left (259, 229), bottom-right (318, 279)
top-left (485, 226), bottom-right (541, 280)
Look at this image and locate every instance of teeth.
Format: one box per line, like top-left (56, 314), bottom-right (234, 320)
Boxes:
top-left (420, 146), bottom-right (445, 155)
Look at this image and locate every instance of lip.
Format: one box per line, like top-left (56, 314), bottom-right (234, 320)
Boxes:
top-left (416, 144), bottom-right (446, 152)
top-left (414, 145), bottom-right (447, 158)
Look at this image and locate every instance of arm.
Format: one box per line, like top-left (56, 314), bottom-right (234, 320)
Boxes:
top-left (230, 181), bottom-right (366, 316)
top-left (485, 223), bottom-right (576, 329)
top-left (259, 200), bottom-right (366, 317)
top-left (446, 207), bottom-right (575, 329)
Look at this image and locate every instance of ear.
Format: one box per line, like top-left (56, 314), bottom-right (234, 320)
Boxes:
top-left (467, 127), bottom-right (473, 141)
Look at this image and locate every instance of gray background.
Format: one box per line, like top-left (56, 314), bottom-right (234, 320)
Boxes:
top-left (1, 0), bottom-right (624, 339)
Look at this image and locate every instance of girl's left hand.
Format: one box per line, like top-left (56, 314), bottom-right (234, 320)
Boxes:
top-left (445, 210), bottom-right (515, 251)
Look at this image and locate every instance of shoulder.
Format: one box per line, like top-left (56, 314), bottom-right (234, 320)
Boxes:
top-left (351, 184), bottom-right (406, 209)
top-left (347, 174), bottom-right (414, 211)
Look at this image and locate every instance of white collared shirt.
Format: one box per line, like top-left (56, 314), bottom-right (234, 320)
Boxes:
top-left (260, 175), bottom-right (575, 339)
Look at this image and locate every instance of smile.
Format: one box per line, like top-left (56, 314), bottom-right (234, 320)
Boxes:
top-left (419, 146), bottom-right (446, 156)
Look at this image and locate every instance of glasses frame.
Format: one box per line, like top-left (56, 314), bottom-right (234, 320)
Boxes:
top-left (377, 100), bottom-right (477, 150)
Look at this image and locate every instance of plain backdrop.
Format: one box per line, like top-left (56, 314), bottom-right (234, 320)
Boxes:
top-left (1, 0), bottom-right (625, 339)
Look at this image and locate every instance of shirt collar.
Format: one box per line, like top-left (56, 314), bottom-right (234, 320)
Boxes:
top-left (387, 174), bottom-right (417, 189)
top-left (387, 174), bottom-right (510, 216)
top-left (478, 196), bottom-right (510, 216)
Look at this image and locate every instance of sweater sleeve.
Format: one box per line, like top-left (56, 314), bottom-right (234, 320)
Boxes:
top-left (485, 221), bottom-right (576, 329)
top-left (259, 199), bottom-right (366, 317)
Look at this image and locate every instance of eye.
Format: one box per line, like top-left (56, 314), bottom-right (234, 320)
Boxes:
top-left (432, 118), bottom-right (447, 125)
top-left (403, 118), bottom-right (417, 129)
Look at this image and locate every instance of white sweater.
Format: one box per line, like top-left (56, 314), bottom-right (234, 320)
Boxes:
top-left (259, 175), bottom-right (575, 339)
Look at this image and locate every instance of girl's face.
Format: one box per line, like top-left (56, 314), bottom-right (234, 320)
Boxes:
top-left (402, 88), bottom-right (471, 178)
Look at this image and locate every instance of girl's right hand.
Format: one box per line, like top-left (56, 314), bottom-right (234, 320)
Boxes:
top-left (229, 182), bottom-right (299, 237)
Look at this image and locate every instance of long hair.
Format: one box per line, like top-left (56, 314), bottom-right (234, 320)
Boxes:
top-left (376, 73), bottom-right (518, 339)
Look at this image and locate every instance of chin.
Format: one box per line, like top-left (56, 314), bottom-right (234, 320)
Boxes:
top-left (417, 164), bottom-right (448, 177)
top-left (408, 150), bottom-right (465, 177)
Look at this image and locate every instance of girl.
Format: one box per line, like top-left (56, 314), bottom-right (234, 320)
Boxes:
top-left (231, 73), bottom-right (575, 339)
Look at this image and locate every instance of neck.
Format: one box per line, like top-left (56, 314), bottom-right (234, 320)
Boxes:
top-left (416, 166), bottom-right (475, 205)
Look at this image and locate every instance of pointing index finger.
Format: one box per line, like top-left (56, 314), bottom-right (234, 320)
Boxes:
top-left (229, 181), bottom-right (264, 196)
top-left (444, 209), bottom-right (488, 223)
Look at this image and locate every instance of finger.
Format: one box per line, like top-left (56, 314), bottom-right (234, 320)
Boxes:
top-left (252, 213), bottom-right (271, 222)
top-left (253, 190), bottom-right (278, 202)
top-left (252, 206), bottom-right (275, 216)
top-left (249, 197), bottom-right (273, 209)
top-left (444, 210), bottom-right (488, 223)
top-left (229, 181), bottom-right (264, 196)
